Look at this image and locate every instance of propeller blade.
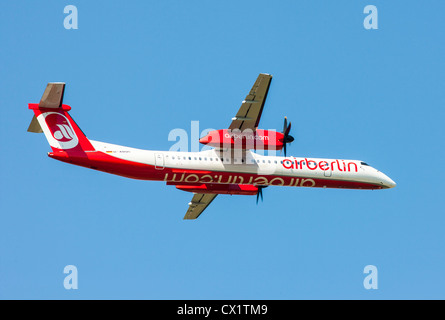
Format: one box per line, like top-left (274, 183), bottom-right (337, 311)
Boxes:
top-left (282, 116), bottom-right (293, 157)
top-left (283, 117), bottom-right (288, 134)
top-left (256, 186), bottom-right (266, 204)
top-left (284, 120), bottom-right (291, 137)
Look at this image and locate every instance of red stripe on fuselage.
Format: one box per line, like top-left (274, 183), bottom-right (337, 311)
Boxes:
top-left (48, 151), bottom-right (383, 190)
top-left (48, 151), bottom-right (161, 180)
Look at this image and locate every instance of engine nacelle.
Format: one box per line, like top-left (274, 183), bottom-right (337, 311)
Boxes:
top-left (199, 129), bottom-right (285, 150)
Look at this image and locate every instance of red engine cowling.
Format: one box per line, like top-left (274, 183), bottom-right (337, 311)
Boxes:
top-left (176, 183), bottom-right (258, 195)
top-left (199, 129), bottom-right (284, 150)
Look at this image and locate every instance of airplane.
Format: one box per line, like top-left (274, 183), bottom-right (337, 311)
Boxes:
top-left (27, 74), bottom-right (396, 219)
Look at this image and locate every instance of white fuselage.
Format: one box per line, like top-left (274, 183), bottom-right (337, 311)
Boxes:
top-left (89, 140), bottom-right (396, 189)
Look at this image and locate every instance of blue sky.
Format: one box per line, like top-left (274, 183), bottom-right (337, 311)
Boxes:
top-left (1, 0), bottom-right (444, 299)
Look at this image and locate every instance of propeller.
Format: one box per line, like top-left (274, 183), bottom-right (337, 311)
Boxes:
top-left (256, 186), bottom-right (267, 204)
top-left (282, 117), bottom-right (294, 157)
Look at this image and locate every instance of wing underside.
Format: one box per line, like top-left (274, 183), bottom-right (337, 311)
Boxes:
top-left (228, 73), bottom-right (272, 132)
top-left (183, 193), bottom-right (218, 220)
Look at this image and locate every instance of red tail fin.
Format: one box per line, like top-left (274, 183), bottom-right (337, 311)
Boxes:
top-left (28, 83), bottom-right (94, 154)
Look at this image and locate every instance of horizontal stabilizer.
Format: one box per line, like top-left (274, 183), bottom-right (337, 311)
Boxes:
top-left (39, 83), bottom-right (65, 108)
top-left (27, 115), bottom-right (43, 133)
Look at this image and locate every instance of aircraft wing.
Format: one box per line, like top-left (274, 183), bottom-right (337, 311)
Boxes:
top-left (228, 73), bottom-right (272, 132)
top-left (183, 193), bottom-right (218, 220)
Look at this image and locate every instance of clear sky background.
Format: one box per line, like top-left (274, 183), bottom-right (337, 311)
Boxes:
top-left (1, 1), bottom-right (444, 299)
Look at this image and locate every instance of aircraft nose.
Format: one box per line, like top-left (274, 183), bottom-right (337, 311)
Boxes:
top-left (381, 173), bottom-right (396, 189)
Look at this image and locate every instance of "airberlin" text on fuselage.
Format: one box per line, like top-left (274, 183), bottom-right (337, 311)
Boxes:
top-left (282, 158), bottom-right (358, 172)
top-left (164, 173), bottom-right (316, 187)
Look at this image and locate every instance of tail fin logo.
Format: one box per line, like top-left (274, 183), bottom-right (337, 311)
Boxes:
top-left (53, 124), bottom-right (75, 141)
top-left (39, 112), bottom-right (79, 149)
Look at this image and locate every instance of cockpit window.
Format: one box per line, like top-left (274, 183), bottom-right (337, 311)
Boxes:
top-left (360, 162), bottom-right (370, 166)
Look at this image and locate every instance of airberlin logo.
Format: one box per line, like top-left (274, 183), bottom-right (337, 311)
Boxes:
top-left (40, 112), bottom-right (79, 149)
top-left (282, 158), bottom-right (358, 172)
top-left (50, 123), bottom-right (75, 141)
top-left (224, 133), bottom-right (269, 141)
top-left (164, 172), bottom-right (316, 187)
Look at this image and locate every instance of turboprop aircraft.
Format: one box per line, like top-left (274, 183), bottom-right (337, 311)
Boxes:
top-left (28, 74), bottom-right (396, 219)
